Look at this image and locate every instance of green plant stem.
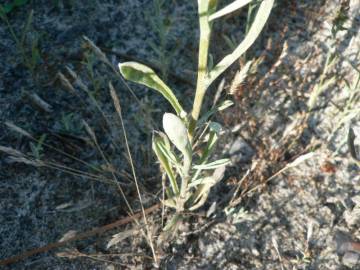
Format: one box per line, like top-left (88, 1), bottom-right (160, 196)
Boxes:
top-left (178, 157), bottom-right (191, 212)
top-left (190, 0), bottom-right (213, 138)
top-left (0, 9), bottom-right (26, 62)
top-left (244, 1), bottom-right (256, 60)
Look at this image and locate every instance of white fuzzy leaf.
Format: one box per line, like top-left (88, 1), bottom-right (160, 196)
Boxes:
top-left (162, 113), bottom-right (190, 154)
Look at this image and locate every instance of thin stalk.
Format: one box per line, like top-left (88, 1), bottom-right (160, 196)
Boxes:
top-left (178, 148), bottom-right (192, 211)
top-left (0, 8), bottom-right (29, 69)
top-left (244, 2), bottom-right (256, 60)
top-left (82, 120), bottom-right (135, 216)
top-left (109, 83), bottom-right (158, 266)
top-left (42, 162), bottom-right (115, 185)
top-left (190, 0), bottom-right (213, 138)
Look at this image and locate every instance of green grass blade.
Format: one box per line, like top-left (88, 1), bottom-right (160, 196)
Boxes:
top-left (119, 62), bottom-right (184, 115)
top-left (207, 0), bottom-right (274, 87)
top-left (198, 100), bottom-right (233, 125)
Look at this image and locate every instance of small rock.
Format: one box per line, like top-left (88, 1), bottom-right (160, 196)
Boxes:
top-left (333, 231), bottom-right (352, 255)
top-left (251, 247), bottom-right (260, 257)
top-left (344, 196), bottom-right (360, 227)
top-left (343, 252), bottom-right (359, 268)
top-left (229, 137), bottom-right (255, 163)
top-left (105, 265), bottom-right (115, 270)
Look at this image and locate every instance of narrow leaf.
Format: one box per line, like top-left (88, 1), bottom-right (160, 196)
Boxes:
top-left (209, 0), bottom-right (252, 21)
top-left (193, 158), bottom-right (231, 170)
top-left (157, 140), bottom-right (180, 166)
top-left (207, 0), bottom-right (274, 86)
top-left (285, 152), bottom-right (315, 168)
top-left (119, 62), bottom-right (184, 115)
top-left (162, 198), bottom-right (178, 209)
top-left (189, 176), bottom-right (216, 188)
top-left (198, 100), bottom-right (233, 125)
top-left (200, 122), bottom-right (222, 162)
top-left (222, 34), bottom-right (237, 50)
top-left (189, 165), bottom-right (226, 210)
top-left (106, 229), bottom-right (137, 249)
top-left (189, 189), bottom-right (210, 211)
top-left (153, 133), bottom-right (179, 195)
top-left (307, 76), bottom-right (337, 109)
top-left (163, 214), bottom-right (182, 231)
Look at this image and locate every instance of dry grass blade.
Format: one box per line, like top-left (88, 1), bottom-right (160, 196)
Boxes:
top-left (43, 160), bottom-right (116, 185)
top-left (66, 67), bottom-right (116, 135)
top-left (272, 236), bottom-right (285, 270)
top-left (5, 121), bottom-right (33, 138)
top-left (58, 71), bottom-right (76, 93)
top-left (82, 36), bottom-right (144, 112)
top-left (82, 119), bottom-right (135, 216)
top-left (106, 229), bottom-right (139, 249)
top-left (0, 145), bottom-right (25, 157)
top-left (83, 36), bottom-right (110, 65)
top-left (0, 146), bottom-right (43, 166)
top-left (109, 82), bottom-right (158, 266)
top-left (6, 156), bottom-right (42, 167)
top-left (0, 145), bottom-right (116, 184)
top-left (26, 93), bottom-right (53, 113)
top-left (245, 152), bottom-right (316, 196)
top-left (5, 121), bottom-right (115, 175)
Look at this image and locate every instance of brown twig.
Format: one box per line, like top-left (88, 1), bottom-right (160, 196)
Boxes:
top-left (0, 203), bottom-right (161, 266)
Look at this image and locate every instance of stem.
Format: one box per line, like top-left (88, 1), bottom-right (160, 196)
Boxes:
top-left (244, 2), bottom-right (256, 60)
top-left (178, 146), bottom-right (192, 212)
top-left (189, 0), bottom-right (213, 138)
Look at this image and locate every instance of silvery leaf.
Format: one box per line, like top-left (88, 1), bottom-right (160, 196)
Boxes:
top-left (119, 62), bottom-right (185, 115)
top-left (162, 113), bottom-right (191, 155)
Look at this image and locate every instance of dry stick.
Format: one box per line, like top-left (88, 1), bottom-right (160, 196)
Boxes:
top-left (109, 83), bottom-right (158, 266)
top-left (0, 203), bottom-right (161, 266)
top-left (161, 173), bottom-right (166, 228)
